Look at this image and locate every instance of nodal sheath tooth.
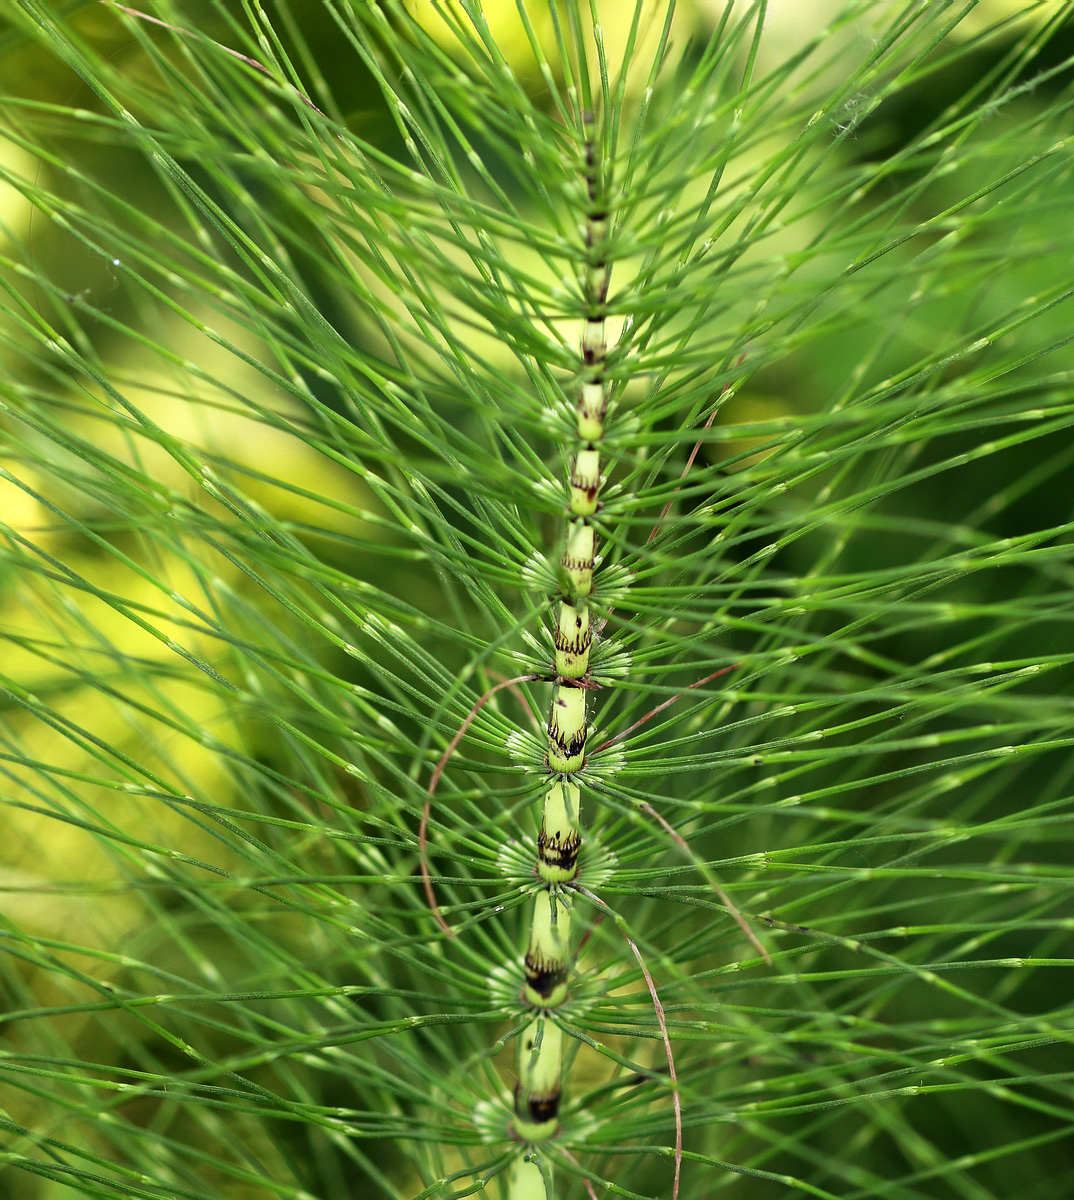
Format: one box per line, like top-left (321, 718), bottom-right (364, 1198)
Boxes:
top-left (561, 520), bottom-right (595, 597)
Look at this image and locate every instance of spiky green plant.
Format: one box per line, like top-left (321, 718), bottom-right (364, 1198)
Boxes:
top-left (2, 2), bottom-right (1074, 1199)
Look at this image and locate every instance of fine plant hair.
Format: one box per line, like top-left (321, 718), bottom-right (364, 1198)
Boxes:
top-left (2, 3), bottom-right (1074, 1200)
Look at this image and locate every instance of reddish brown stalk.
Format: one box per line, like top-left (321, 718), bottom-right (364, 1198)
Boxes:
top-left (644, 354), bottom-right (746, 547)
top-left (486, 669), bottom-right (542, 730)
top-left (575, 885), bottom-right (681, 1200)
top-left (645, 407), bottom-right (720, 545)
top-left (559, 1148), bottom-right (600, 1200)
top-left (590, 664), bottom-right (739, 756)
top-left (573, 910), bottom-right (605, 956)
top-left (420, 674), bottom-right (541, 936)
top-left (588, 661), bottom-right (771, 958)
top-left (638, 801), bottom-right (771, 966)
top-left (101, 2), bottom-right (327, 115)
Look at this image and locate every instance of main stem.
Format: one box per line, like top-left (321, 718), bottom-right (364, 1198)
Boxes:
top-left (507, 114), bottom-right (610, 1196)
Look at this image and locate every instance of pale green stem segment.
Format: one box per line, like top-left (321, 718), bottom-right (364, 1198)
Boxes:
top-left (546, 685), bottom-right (587, 773)
top-left (536, 781), bottom-right (581, 884)
top-left (524, 889), bottom-right (573, 1006)
top-left (512, 1017), bottom-right (565, 1142)
top-left (554, 604), bottom-right (591, 678)
top-left (507, 1152), bottom-right (549, 1199)
top-left (510, 115), bottom-right (610, 1180)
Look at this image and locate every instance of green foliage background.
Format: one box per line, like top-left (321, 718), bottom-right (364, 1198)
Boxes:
top-left (1, 2), bottom-right (1073, 1199)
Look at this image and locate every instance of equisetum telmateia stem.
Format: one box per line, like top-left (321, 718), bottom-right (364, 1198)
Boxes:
top-left (507, 111), bottom-right (610, 1196)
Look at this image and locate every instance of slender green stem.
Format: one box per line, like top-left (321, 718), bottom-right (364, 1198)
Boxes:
top-left (509, 109), bottom-right (610, 1184)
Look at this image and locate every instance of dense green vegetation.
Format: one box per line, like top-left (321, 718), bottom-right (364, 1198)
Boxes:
top-left (2, 3), bottom-right (1073, 1198)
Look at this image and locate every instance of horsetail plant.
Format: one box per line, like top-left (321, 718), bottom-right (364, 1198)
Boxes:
top-left (510, 108), bottom-right (617, 1193)
top-left (4, 3), bottom-right (1074, 1200)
